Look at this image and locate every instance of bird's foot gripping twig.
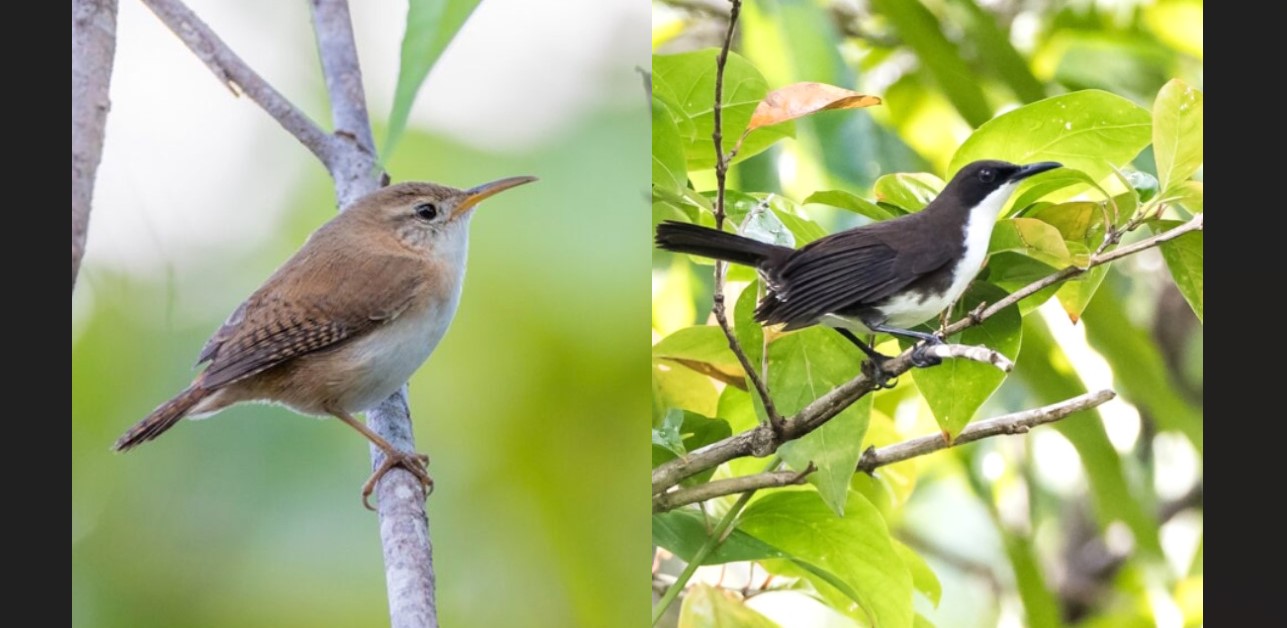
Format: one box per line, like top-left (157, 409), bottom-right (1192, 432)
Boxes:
top-left (861, 354), bottom-right (899, 389)
top-left (910, 335), bottom-right (946, 368)
top-left (362, 449), bottom-right (434, 511)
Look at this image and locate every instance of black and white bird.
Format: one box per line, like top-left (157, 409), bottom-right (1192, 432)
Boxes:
top-left (655, 159), bottom-right (1061, 384)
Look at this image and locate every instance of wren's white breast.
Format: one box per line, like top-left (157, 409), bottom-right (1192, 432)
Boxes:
top-left (333, 224), bottom-right (470, 413)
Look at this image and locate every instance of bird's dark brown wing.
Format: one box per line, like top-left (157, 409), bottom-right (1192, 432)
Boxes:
top-left (756, 215), bottom-right (959, 329)
top-left (196, 249), bottom-right (426, 389)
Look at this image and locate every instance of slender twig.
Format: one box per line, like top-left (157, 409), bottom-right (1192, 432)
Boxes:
top-left (72, 0), bottom-right (119, 290)
top-left (856, 390), bottom-right (1115, 472)
top-left (707, 0), bottom-right (783, 434)
top-left (652, 213), bottom-right (1203, 495)
top-left (309, 2), bottom-right (435, 626)
top-left (140, 0), bottom-right (337, 166)
top-left (653, 463), bottom-right (815, 513)
top-left (654, 392), bottom-right (1112, 512)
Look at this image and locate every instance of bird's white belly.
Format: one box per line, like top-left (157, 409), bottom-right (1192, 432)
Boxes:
top-left (338, 290), bottom-right (461, 413)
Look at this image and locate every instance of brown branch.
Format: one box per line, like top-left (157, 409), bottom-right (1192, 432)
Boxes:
top-left (652, 214), bottom-right (1203, 495)
top-left (653, 392), bottom-right (1111, 512)
top-left (140, 0), bottom-right (337, 166)
top-left (653, 464), bottom-right (815, 513)
top-left (707, 0), bottom-right (783, 434)
top-left (72, 0), bottom-right (119, 290)
top-left (856, 390), bottom-right (1115, 472)
top-left (309, 2), bottom-right (435, 626)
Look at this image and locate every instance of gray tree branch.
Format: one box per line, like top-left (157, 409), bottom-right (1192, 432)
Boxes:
top-left (140, 0), bottom-right (337, 165)
top-left (72, 0), bottom-right (119, 290)
top-left (652, 464), bottom-right (814, 513)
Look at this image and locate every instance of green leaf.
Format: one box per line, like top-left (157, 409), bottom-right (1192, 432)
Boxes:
top-left (654, 325), bottom-right (742, 374)
top-left (652, 411), bottom-right (733, 485)
top-left (1003, 534), bottom-right (1062, 628)
top-left (740, 491), bottom-right (914, 628)
top-left (1055, 264), bottom-right (1109, 324)
top-left (868, 0), bottom-right (993, 126)
top-left (945, 0), bottom-right (1046, 103)
top-left (1026, 202), bottom-right (1102, 243)
top-left (679, 585), bottom-right (781, 628)
top-left (1154, 220), bottom-right (1203, 322)
top-left (652, 50), bottom-right (792, 171)
top-left (653, 509), bottom-right (788, 565)
top-left (805, 190), bottom-right (902, 221)
top-left (982, 252), bottom-right (1062, 315)
top-left (653, 98), bottom-right (688, 194)
top-left (906, 283), bottom-right (1022, 437)
top-left (989, 218), bottom-right (1075, 267)
top-left (654, 358), bottom-right (719, 418)
top-left (1009, 168), bottom-right (1108, 216)
top-left (950, 91), bottom-right (1152, 184)
top-left (714, 191), bottom-right (828, 245)
top-left (767, 329), bottom-right (871, 516)
top-left (1153, 79), bottom-right (1204, 194)
top-left (874, 172), bottom-right (946, 213)
top-left (385, 0), bottom-right (482, 157)
top-left (894, 541), bottom-right (942, 607)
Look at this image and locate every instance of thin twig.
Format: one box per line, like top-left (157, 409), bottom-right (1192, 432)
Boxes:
top-left (652, 213), bottom-right (1203, 495)
top-left (140, 0), bottom-right (337, 166)
top-left (653, 463), bottom-right (815, 513)
top-left (707, 0), bottom-right (783, 434)
top-left (309, 1), bottom-right (436, 626)
top-left (72, 0), bottom-right (119, 290)
top-left (856, 390), bottom-right (1115, 472)
top-left (654, 392), bottom-right (1111, 512)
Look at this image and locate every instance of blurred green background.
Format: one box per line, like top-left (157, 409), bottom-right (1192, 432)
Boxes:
top-left (72, 1), bottom-right (650, 626)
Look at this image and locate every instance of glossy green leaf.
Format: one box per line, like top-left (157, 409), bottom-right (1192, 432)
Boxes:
top-left (654, 510), bottom-right (788, 566)
top-left (906, 283), bottom-right (1022, 437)
top-left (654, 358), bottom-right (719, 417)
top-left (805, 190), bottom-right (902, 221)
top-left (1153, 79), bottom-right (1204, 194)
top-left (869, 0), bottom-right (993, 126)
top-left (989, 218), bottom-right (1075, 268)
top-left (652, 50), bottom-right (793, 171)
top-left (1055, 264), bottom-right (1109, 324)
top-left (950, 91), bottom-right (1152, 184)
top-left (653, 98), bottom-right (688, 194)
top-left (768, 329), bottom-right (871, 516)
top-left (982, 252), bottom-right (1062, 315)
top-left (894, 541), bottom-right (941, 607)
top-left (1027, 202), bottom-right (1102, 243)
top-left (652, 411), bottom-right (733, 486)
top-left (1009, 168), bottom-right (1107, 216)
top-left (1176, 180), bottom-right (1203, 214)
top-left (679, 585), bottom-right (781, 628)
top-left (714, 191), bottom-right (828, 245)
top-left (385, 0), bottom-right (481, 157)
top-left (874, 172), bottom-right (945, 213)
top-left (740, 491), bottom-right (914, 628)
top-left (1155, 220), bottom-right (1204, 323)
top-left (654, 325), bottom-right (742, 375)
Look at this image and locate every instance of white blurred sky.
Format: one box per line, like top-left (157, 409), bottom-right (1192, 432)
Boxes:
top-left (85, 0), bottom-right (648, 277)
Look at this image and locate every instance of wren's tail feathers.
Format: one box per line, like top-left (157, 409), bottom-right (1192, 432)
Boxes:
top-left (113, 383), bottom-right (209, 452)
top-left (655, 221), bottom-right (791, 268)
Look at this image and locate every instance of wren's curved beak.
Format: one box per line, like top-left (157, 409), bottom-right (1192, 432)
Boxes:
top-left (451, 175), bottom-right (539, 220)
top-left (1013, 162), bottom-right (1062, 181)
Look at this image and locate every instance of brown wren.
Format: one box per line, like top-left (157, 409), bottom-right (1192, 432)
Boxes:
top-left (113, 176), bottom-right (537, 508)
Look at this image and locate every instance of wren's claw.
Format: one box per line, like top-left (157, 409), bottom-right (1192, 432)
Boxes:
top-left (861, 355), bottom-right (899, 389)
top-left (361, 449), bottom-right (434, 511)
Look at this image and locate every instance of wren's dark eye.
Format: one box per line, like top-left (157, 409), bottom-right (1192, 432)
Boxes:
top-left (414, 202), bottom-right (439, 221)
top-left (978, 168), bottom-right (996, 183)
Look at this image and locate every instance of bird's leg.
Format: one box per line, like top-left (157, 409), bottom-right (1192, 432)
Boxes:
top-left (869, 324), bottom-right (945, 368)
top-left (835, 328), bottom-right (898, 389)
top-left (331, 408), bottom-right (433, 510)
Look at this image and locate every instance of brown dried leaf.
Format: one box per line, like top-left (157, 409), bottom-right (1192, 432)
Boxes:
top-left (746, 82), bottom-right (882, 132)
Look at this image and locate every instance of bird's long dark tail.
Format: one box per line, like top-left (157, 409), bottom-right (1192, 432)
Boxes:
top-left (113, 382), bottom-right (210, 452)
top-left (655, 221), bottom-right (791, 268)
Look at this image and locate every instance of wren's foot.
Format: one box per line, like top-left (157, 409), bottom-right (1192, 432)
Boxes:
top-left (361, 449), bottom-right (433, 511)
top-left (861, 354), bottom-right (899, 389)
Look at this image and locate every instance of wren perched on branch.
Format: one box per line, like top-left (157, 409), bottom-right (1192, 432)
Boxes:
top-left (114, 176), bottom-right (537, 508)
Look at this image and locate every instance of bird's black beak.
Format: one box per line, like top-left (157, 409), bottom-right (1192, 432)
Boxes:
top-left (1013, 162), bottom-right (1062, 180)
